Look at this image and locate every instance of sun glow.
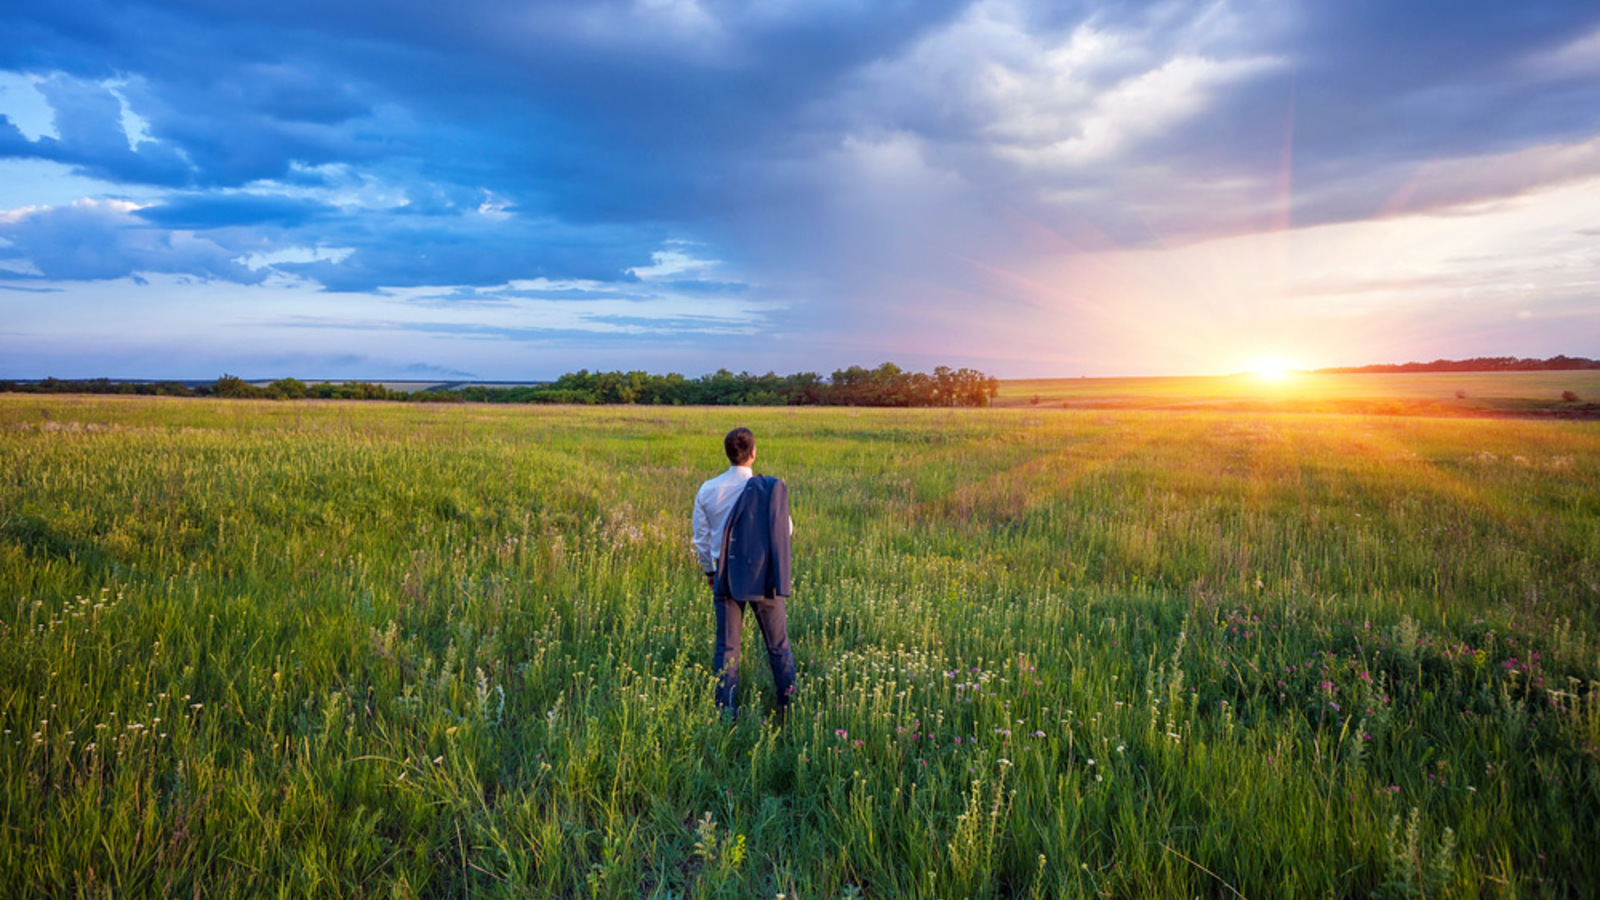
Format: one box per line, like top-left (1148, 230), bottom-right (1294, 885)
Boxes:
top-left (1247, 358), bottom-right (1297, 382)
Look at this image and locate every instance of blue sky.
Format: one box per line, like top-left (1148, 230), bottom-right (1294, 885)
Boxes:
top-left (3, 0), bottom-right (1598, 379)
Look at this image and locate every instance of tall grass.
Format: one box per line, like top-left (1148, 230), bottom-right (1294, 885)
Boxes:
top-left (2, 396), bottom-right (1597, 897)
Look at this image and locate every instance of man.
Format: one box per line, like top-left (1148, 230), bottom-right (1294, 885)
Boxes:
top-left (692, 427), bottom-right (796, 715)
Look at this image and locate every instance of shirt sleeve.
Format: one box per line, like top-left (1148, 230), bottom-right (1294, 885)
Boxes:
top-left (692, 489), bottom-right (715, 573)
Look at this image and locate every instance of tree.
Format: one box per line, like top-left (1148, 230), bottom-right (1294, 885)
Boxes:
top-left (212, 374), bottom-right (259, 398)
top-left (267, 378), bottom-right (308, 399)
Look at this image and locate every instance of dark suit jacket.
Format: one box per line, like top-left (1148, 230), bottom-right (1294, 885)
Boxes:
top-left (714, 475), bottom-right (791, 601)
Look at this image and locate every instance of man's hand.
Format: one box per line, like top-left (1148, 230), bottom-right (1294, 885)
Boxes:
top-left (705, 571), bottom-right (716, 589)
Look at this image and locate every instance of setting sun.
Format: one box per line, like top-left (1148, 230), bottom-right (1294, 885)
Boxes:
top-left (1248, 358), bottom-right (1298, 382)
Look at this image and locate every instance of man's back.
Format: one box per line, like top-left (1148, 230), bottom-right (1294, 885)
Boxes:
top-left (693, 464), bottom-right (754, 577)
top-left (715, 476), bottom-right (791, 601)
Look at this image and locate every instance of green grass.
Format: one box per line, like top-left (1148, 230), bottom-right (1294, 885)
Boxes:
top-left (2, 394), bottom-right (1598, 897)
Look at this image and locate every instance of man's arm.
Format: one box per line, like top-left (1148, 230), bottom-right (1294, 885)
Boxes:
top-left (691, 489), bottom-right (716, 577)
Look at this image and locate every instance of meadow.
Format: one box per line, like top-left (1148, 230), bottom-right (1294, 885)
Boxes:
top-left (2, 392), bottom-right (1598, 898)
top-left (996, 370), bottom-right (1600, 417)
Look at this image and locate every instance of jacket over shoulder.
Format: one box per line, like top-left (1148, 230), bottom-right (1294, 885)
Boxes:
top-left (714, 475), bottom-right (791, 601)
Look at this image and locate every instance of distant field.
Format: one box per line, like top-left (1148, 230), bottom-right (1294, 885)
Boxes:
top-left (997, 370), bottom-right (1600, 416)
top-left (2, 396), bottom-right (1598, 897)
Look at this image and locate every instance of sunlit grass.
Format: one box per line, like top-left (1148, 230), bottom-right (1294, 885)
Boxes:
top-left (1, 395), bottom-right (1597, 897)
top-left (997, 369), bottom-right (1600, 416)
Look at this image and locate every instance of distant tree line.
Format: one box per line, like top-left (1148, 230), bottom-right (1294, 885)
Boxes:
top-left (0, 377), bottom-right (201, 397)
top-left (0, 375), bottom-right (408, 401)
top-left (1317, 355), bottom-right (1600, 374)
top-left (0, 363), bottom-right (1000, 407)
top-left (488, 363), bottom-right (999, 407)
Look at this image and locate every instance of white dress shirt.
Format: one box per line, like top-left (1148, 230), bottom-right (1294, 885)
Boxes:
top-left (693, 465), bottom-right (793, 574)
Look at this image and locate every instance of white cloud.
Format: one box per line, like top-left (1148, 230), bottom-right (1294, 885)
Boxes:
top-left (626, 242), bottom-right (725, 280)
top-left (0, 198), bottom-right (261, 284)
top-left (236, 245), bottom-right (355, 271)
top-left (997, 52), bottom-right (1281, 168)
top-left (844, 0), bottom-right (1284, 172)
top-left (631, 0), bottom-right (722, 39)
top-left (0, 197), bottom-right (146, 223)
top-left (1522, 25), bottom-right (1600, 80)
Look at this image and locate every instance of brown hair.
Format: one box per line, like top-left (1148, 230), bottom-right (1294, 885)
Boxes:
top-left (724, 427), bottom-right (755, 465)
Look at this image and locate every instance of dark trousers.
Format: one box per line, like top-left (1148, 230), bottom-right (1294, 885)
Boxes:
top-left (712, 594), bottom-right (796, 712)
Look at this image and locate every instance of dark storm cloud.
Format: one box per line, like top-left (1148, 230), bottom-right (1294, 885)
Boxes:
top-left (849, 0), bottom-right (1600, 240)
top-left (1, 76), bottom-right (193, 185)
top-left (1257, 1), bottom-right (1600, 225)
top-left (274, 210), bottom-right (663, 291)
top-left (6, 1), bottom-right (1598, 219)
top-left (1, 0), bottom-right (988, 293)
top-left (135, 194), bottom-right (338, 229)
top-left (0, 0), bottom-right (969, 208)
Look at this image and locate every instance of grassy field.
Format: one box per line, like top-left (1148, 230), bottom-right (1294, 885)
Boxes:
top-left (996, 370), bottom-right (1600, 417)
top-left (2, 393), bottom-right (1598, 898)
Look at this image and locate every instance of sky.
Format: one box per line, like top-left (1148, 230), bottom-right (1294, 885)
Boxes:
top-left (2, 0), bottom-right (1599, 380)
